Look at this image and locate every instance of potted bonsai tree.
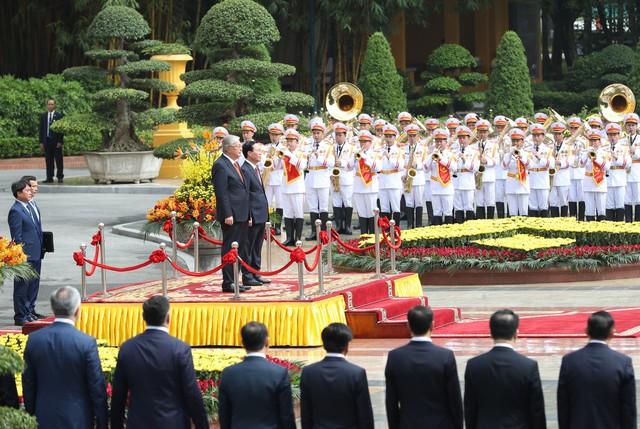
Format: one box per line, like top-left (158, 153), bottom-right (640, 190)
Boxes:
top-left (53, 5), bottom-right (188, 184)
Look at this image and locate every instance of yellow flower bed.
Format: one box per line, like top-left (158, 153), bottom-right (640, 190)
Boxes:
top-left (473, 234), bottom-right (576, 251)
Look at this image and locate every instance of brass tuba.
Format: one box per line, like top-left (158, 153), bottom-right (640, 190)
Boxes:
top-left (599, 84), bottom-right (636, 123)
top-left (325, 82), bottom-right (363, 122)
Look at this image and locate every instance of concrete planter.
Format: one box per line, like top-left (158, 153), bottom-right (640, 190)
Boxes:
top-left (83, 151), bottom-right (162, 184)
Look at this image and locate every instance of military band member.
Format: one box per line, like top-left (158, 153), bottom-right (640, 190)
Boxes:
top-left (425, 128), bottom-right (457, 225)
top-left (474, 119), bottom-right (499, 219)
top-left (492, 116), bottom-right (510, 218)
top-left (445, 117), bottom-right (461, 153)
top-left (284, 114), bottom-right (299, 130)
top-left (305, 118), bottom-right (334, 240)
top-left (623, 113), bottom-right (640, 222)
top-left (566, 117), bottom-right (587, 220)
top-left (453, 126), bottom-right (479, 223)
top-left (241, 120), bottom-right (257, 144)
top-left (397, 112), bottom-right (412, 132)
top-left (212, 126), bottom-right (229, 150)
top-left (587, 116), bottom-right (604, 131)
top-left (549, 122), bottom-right (571, 217)
top-left (332, 122), bottom-right (356, 234)
top-left (263, 123), bottom-right (284, 234)
top-left (580, 130), bottom-right (610, 221)
top-left (402, 124), bottom-right (426, 229)
top-left (422, 118), bottom-right (439, 225)
top-left (605, 123), bottom-right (630, 222)
top-left (504, 128), bottom-right (531, 216)
top-left (528, 124), bottom-right (554, 217)
top-left (464, 112), bottom-right (478, 130)
top-left (379, 124), bottom-right (404, 226)
top-left (373, 119), bottom-right (386, 150)
top-left (424, 118), bottom-right (439, 132)
top-left (358, 114), bottom-right (373, 133)
top-left (534, 112), bottom-right (549, 125)
top-left (278, 129), bottom-right (308, 245)
top-left (353, 130), bottom-right (381, 234)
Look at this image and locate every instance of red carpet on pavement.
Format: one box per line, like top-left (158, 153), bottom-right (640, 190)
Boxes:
top-left (432, 307), bottom-right (640, 338)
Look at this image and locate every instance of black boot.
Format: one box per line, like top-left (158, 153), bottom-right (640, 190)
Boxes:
top-left (586, 216), bottom-right (596, 222)
top-left (496, 202), bottom-right (505, 219)
top-left (487, 206), bottom-right (495, 219)
top-left (455, 210), bottom-right (465, 224)
top-left (615, 208), bottom-right (625, 222)
top-left (476, 206), bottom-right (486, 220)
top-left (466, 210), bottom-right (475, 222)
top-left (560, 205), bottom-right (568, 217)
top-left (333, 207), bottom-right (344, 233)
top-left (306, 212), bottom-right (319, 241)
top-left (597, 215), bottom-right (606, 222)
top-left (578, 202), bottom-right (586, 221)
top-left (606, 209), bottom-right (615, 221)
top-left (295, 218), bottom-right (304, 242)
top-left (425, 201), bottom-right (434, 225)
top-left (432, 216), bottom-right (442, 226)
top-left (275, 208), bottom-right (283, 235)
top-left (529, 210), bottom-right (539, 217)
top-left (625, 205), bottom-right (633, 223)
top-left (359, 217), bottom-right (368, 235)
top-left (635, 205), bottom-right (640, 221)
top-left (405, 207), bottom-right (415, 229)
top-left (342, 207), bottom-right (353, 235)
top-left (540, 209), bottom-right (549, 218)
top-left (415, 207), bottom-right (424, 228)
top-left (319, 211), bottom-right (329, 232)
top-left (569, 202), bottom-right (577, 218)
top-left (380, 212), bottom-right (391, 222)
top-left (550, 206), bottom-right (560, 217)
top-left (367, 217), bottom-right (375, 234)
top-left (392, 212), bottom-right (401, 229)
top-left (282, 218), bottom-right (295, 246)
top-left (444, 215), bottom-right (454, 224)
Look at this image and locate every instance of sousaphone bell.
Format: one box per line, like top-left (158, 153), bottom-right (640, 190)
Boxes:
top-left (599, 84), bottom-right (636, 123)
top-left (325, 82), bottom-right (363, 122)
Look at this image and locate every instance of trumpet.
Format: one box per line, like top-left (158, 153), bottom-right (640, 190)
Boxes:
top-left (276, 149), bottom-right (286, 158)
top-left (588, 148), bottom-right (597, 159)
top-left (432, 151), bottom-right (441, 162)
top-left (512, 148), bottom-right (521, 158)
top-left (354, 151), bottom-right (362, 160)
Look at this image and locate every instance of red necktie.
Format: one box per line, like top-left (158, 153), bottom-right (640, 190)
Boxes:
top-left (233, 162), bottom-right (244, 183)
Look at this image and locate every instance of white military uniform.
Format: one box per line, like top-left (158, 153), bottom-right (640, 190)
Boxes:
top-left (503, 149), bottom-right (531, 216)
top-left (378, 144), bottom-right (405, 215)
top-left (528, 142), bottom-right (555, 213)
top-left (353, 148), bottom-right (381, 218)
top-left (454, 145), bottom-right (479, 213)
top-left (402, 141), bottom-right (426, 208)
top-left (279, 147), bottom-right (308, 218)
top-left (332, 141), bottom-right (356, 208)
top-left (624, 132), bottom-right (640, 210)
top-left (606, 141), bottom-right (631, 211)
top-left (580, 146), bottom-right (610, 218)
top-left (305, 136), bottom-right (334, 213)
top-left (262, 141), bottom-right (284, 209)
top-left (475, 138), bottom-right (500, 210)
top-left (425, 149), bottom-right (457, 219)
top-left (549, 140), bottom-right (571, 210)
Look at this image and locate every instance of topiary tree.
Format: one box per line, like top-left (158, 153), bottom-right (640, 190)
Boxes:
top-left (180, 0), bottom-right (313, 125)
top-left (357, 32), bottom-right (407, 116)
top-left (0, 346), bottom-right (37, 429)
top-left (415, 44), bottom-right (487, 116)
top-left (484, 32), bottom-right (534, 118)
top-left (52, 6), bottom-right (187, 152)
top-left (628, 42), bottom-right (640, 100)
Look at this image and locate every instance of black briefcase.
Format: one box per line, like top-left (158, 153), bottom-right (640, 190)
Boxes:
top-left (43, 231), bottom-right (54, 253)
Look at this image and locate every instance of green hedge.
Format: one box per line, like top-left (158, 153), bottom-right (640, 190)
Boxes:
top-left (0, 136), bottom-right (101, 158)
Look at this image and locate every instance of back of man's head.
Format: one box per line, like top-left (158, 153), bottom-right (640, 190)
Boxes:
top-left (142, 295), bottom-right (170, 326)
top-left (50, 286), bottom-right (80, 318)
top-left (241, 321), bottom-right (269, 352)
top-left (407, 305), bottom-right (434, 336)
top-left (489, 309), bottom-right (519, 341)
top-left (586, 310), bottom-right (615, 340)
top-left (321, 323), bottom-right (353, 353)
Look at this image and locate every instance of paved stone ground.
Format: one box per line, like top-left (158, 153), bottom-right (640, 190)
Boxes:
top-left (0, 157), bottom-right (638, 429)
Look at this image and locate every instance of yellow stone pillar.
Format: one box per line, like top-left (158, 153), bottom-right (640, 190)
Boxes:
top-left (389, 12), bottom-right (407, 71)
top-left (150, 54), bottom-right (194, 179)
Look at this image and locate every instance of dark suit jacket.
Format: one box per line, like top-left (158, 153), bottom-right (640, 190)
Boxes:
top-left (39, 110), bottom-right (64, 145)
top-left (241, 161), bottom-right (269, 224)
top-left (212, 155), bottom-right (250, 222)
top-left (464, 346), bottom-right (546, 429)
top-left (385, 340), bottom-right (463, 429)
top-left (8, 201), bottom-right (42, 261)
top-left (111, 329), bottom-right (208, 429)
top-left (557, 342), bottom-right (636, 429)
top-left (218, 355), bottom-right (296, 429)
top-left (0, 373), bottom-right (19, 409)
top-left (300, 356), bottom-right (374, 429)
top-left (22, 321), bottom-right (108, 429)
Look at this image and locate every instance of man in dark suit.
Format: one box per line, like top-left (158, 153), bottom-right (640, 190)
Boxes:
top-left (22, 286), bottom-right (108, 429)
top-left (8, 179), bottom-right (44, 325)
top-left (218, 321), bottom-right (296, 429)
top-left (38, 99), bottom-right (64, 183)
top-left (241, 141), bottom-right (271, 286)
top-left (557, 310), bottom-right (636, 429)
top-left (212, 135), bottom-right (252, 292)
top-left (111, 295), bottom-right (208, 429)
top-left (300, 323), bottom-right (374, 429)
top-left (385, 305), bottom-right (463, 429)
top-left (464, 309), bottom-right (546, 429)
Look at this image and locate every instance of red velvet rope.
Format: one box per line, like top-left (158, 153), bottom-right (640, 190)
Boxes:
top-left (378, 216), bottom-right (390, 230)
top-left (73, 245), bottom-right (101, 277)
top-left (164, 222), bottom-right (195, 249)
top-left (167, 258), bottom-right (227, 277)
top-left (331, 229), bottom-right (376, 252)
top-left (290, 247), bottom-right (306, 263)
top-left (319, 231), bottom-right (329, 245)
top-left (304, 245), bottom-right (322, 271)
top-left (271, 235), bottom-right (294, 253)
top-left (197, 227), bottom-right (223, 245)
top-left (381, 225), bottom-right (402, 250)
top-left (91, 231), bottom-right (102, 246)
top-left (222, 249), bottom-right (238, 264)
top-left (239, 258), bottom-right (295, 276)
top-left (80, 257), bottom-right (153, 273)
